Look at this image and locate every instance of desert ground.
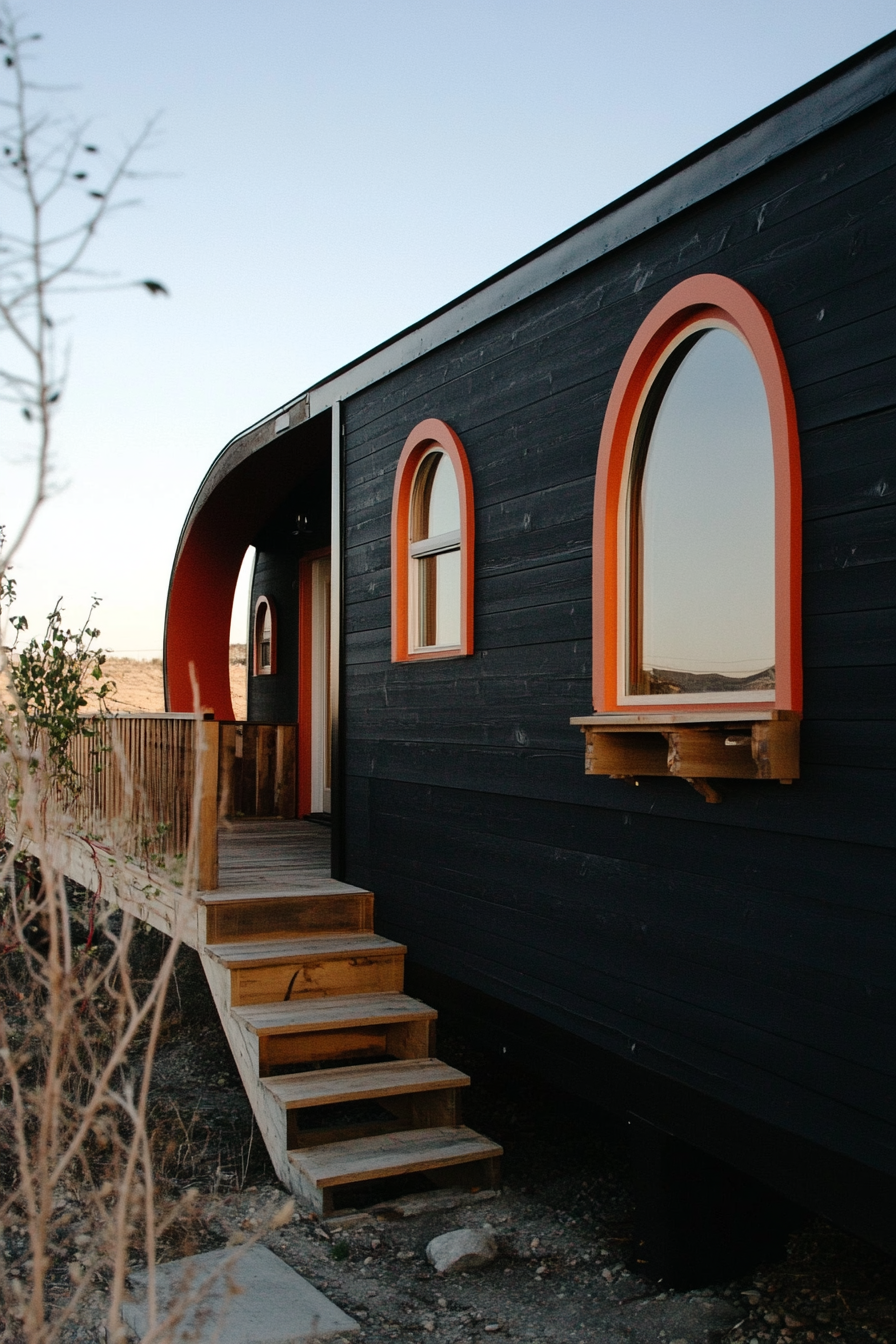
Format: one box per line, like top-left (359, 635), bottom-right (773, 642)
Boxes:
top-left (98, 645), bottom-right (247, 719)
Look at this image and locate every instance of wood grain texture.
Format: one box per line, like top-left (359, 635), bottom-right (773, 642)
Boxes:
top-left (289, 1125), bottom-right (502, 1188)
top-left (197, 719), bottom-right (220, 890)
top-left (263, 1058), bottom-right (468, 1109)
top-left (230, 951), bottom-right (406, 1008)
top-left (232, 992), bottom-right (436, 1036)
top-left (206, 932), bottom-right (404, 967)
top-left (204, 891), bottom-right (373, 943)
top-left (214, 818), bottom-right (331, 889)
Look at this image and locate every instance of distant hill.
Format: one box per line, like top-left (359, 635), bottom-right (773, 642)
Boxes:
top-left (646, 666), bottom-right (775, 695)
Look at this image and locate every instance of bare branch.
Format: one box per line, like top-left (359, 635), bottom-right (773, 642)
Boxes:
top-left (0, 10), bottom-right (164, 581)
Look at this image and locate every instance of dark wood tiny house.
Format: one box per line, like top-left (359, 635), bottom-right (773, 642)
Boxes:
top-left (165, 35), bottom-right (896, 1271)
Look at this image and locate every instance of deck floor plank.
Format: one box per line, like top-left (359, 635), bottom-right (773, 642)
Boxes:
top-left (213, 818), bottom-right (332, 892)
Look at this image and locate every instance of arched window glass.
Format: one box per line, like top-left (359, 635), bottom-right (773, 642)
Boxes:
top-left (631, 326), bottom-right (776, 696)
top-left (410, 451), bottom-right (462, 650)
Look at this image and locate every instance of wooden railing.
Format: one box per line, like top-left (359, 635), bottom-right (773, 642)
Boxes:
top-left (69, 717), bottom-right (297, 891)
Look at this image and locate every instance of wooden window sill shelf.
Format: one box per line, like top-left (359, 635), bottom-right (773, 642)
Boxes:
top-left (569, 711), bottom-right (800, 804)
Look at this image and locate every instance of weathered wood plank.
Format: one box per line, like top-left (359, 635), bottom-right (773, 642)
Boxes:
top-left (263, 1058), bottom-right (468, 1109)
top-left (289, 1126), bottom-right (502, 1188)
top-left (205, 933), bottom-right (404, 969)
top-left (232, 992), bottom-right (436, 1036)
top-left (197, 719), bottom-right (220, 890)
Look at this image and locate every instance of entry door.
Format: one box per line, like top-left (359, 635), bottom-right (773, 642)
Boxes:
top-left (310, 555), bottom-right (332, 814)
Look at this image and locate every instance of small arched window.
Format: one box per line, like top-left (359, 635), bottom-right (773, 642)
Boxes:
top-left (253, 596), bottom-right (277, 675)
top-left (391, 418), bottom-right (474, 661)
top-left (593, 274), bottom-right (801, 713)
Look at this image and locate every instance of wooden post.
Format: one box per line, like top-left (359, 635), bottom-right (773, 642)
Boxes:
top-left (197, 719), bottom-right (220, 891)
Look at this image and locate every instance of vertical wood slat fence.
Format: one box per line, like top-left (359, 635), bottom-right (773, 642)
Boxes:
top-left (69, 717), bottom-right (297, 891)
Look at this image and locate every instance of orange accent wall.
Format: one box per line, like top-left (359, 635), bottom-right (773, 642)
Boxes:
top-left (166, 513), bottom-right (245, 719)
top-left (390, 417), bottom-right (475, 662)
top-left (592, 273), bottom-right (802, 714)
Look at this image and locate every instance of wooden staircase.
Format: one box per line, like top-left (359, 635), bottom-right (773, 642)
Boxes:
top-left (197, 879), bottom-right (502, 1216)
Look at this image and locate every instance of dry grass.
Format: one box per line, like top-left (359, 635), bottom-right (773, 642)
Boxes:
top-left (0, 671), bottom-right (288, 1342)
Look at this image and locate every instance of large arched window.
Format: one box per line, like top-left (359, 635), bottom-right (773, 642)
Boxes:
top-left (391, 418), bottom-right (474, 661)
top-left (593, 274), bottom-right (801, 713)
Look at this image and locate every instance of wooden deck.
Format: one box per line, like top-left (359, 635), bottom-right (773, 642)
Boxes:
top-left (214, 817), bottom-right (332, 891)
top-left (54, 808), bottom-right (501, 1213)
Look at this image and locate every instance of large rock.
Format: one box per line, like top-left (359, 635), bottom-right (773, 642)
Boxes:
top-left (426, 1227), bottom-right (498, 1274)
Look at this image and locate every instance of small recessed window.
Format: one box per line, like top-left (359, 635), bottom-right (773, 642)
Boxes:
top-left (253, 596), bottom-right (277, 675)
top-left (391, 418), bottom-right (474, 662)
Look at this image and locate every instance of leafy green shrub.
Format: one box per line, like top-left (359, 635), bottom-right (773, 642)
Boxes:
top-left (1, 553), bottom-right (114, 807)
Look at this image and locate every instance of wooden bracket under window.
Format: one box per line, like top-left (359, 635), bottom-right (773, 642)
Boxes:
top-left (569, 711), bottom-right (800, 803)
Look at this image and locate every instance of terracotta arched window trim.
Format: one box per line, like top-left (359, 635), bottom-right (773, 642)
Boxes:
top-left (253, 595), bottom-right (277, 676)
top-left (592, 273), bottom-right (802, 715)
top-left (391, 418), bottom-right (475, 662)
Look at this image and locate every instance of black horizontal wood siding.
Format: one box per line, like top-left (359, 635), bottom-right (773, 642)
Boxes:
top-left (246, 548), bottom-right (299, 724)
top-left (340, 97), bottom-right (896, 1191)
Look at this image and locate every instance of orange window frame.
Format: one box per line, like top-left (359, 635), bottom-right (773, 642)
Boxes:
top-left (391, 417), bottom-right (475, 662)
top-left (252, 595), bottom-right (277, 676)
top-left (592, 273), bottom-right (802, 714)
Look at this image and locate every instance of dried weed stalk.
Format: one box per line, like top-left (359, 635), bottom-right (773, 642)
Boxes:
top-left (0, 13), bottom-right (292, 1340)
top-left (0, 681), bottom-right (293, 1344)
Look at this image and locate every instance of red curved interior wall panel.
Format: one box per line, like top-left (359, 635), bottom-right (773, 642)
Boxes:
top-left (164, 419), bottom-right (329, 719)
top-left (166, 512), bottom-right (244, 717)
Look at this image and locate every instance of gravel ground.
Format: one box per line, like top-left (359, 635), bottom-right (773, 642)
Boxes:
top-left (58, 935), bottom-right (896, 1344)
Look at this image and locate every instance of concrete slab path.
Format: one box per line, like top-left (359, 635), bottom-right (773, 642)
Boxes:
top-left (123, 1244), bottom-right (359, 1343)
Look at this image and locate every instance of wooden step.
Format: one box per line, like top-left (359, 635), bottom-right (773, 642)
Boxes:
top-left (263, 1058), bottom-right (468, 1110)
top-left (232, 992), bottom-right (436, 1068)
top-left (232, 992), bottom-right (436, 1036)
top-left (206, 934), bottom-right (407, 1007)
top-left (288, 1126), bottom-right (503, 1215)
top-left (206, 934), bottom-right (403, 969)
top-left (200, 887), bottom-right (374, 943)
top-left (201, 879), bottom-right (371, 902)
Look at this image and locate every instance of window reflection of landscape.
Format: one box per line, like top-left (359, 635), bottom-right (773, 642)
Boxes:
top-left (632, 326), bottom-right (776, 697)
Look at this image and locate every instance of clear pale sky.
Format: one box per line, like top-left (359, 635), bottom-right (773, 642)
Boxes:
top-left (3, 1), bottom-right (894, 658)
